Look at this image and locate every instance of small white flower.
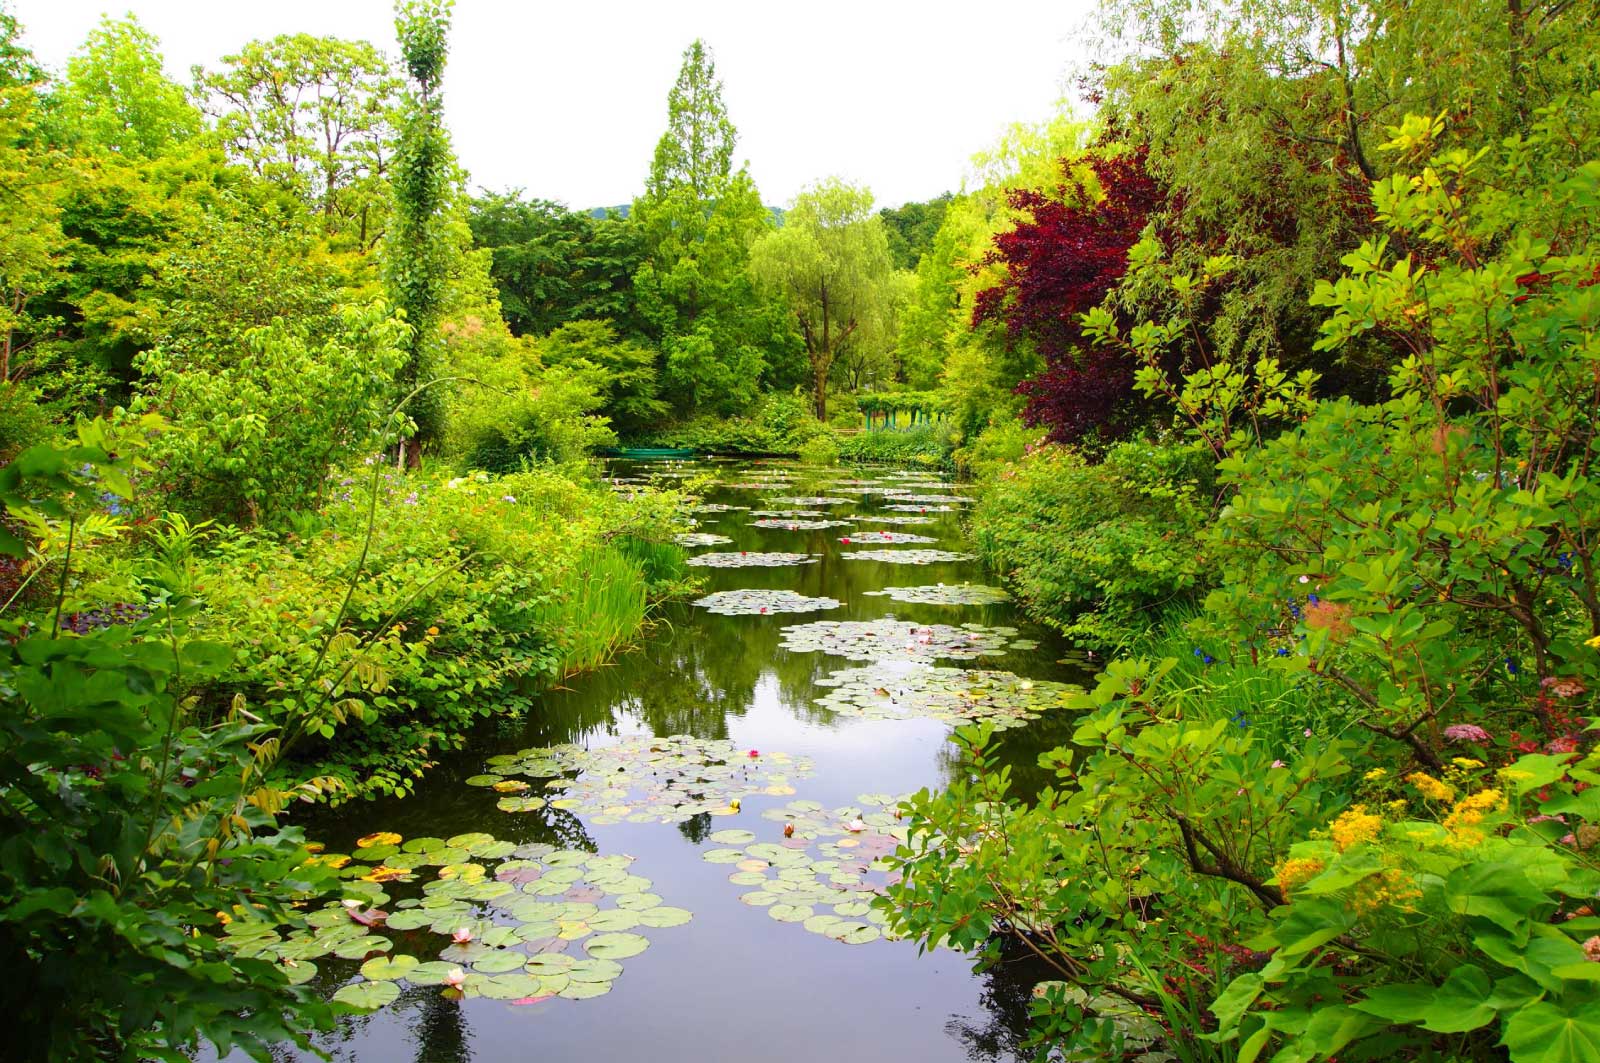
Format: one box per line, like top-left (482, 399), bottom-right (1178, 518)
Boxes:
top-left (501, 495), bottom-right (517, 503)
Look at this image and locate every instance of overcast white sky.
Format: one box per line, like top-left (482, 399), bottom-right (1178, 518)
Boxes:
top-left (13, 0), bottom-right (1100, 210)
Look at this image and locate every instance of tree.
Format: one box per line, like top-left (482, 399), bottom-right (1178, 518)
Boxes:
top-left (645, 40), bottom-right (734, 202)
top-left (879, 193), bottom-right (952, 271)
top-left (54, 16), bottom-right (201, 160)
top-left (974, 150), bottom-right (1165, 447)
top-left (538, 319), bottom-right (666, 435)
top-left (386, 0), bottom-right (455, 464)
top-left (750, 179), bottom-right (894, 420)
top-left (631, 40), bottom-right (781, 415)
top-left (196, 34), bottom-right (399, 246)
top-left (467, 192), bottom-right (645, 337)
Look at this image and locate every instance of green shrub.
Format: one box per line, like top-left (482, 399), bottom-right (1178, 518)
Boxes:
top-left (797, 433), bottom-right (841, 466)
top-left (971, 438), bottom-right (1213, 647)
top-left (188, 464), bottom-right (687, 799)
top-left (0, 421), bottom-right (343, 1061)
top-left (648, 393), bottom-right (827, 454)
top-left (952, 414), bottom-right (1045, 483)
top-left (835, 421), bottom-right (956, 468)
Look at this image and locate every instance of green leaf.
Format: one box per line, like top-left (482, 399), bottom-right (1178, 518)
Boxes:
top-left (1501, 1000), bottom-right (1600, 1063)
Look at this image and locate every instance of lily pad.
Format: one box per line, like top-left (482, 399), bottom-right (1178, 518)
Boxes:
top-left (559, 980), bottom-right (613, 999)
top-left (360, 954), bottom-right (419, 981)
top-left (750, 518), bottom-right (854, 530)
top-left (332, 981), bottom-right (400, 1009)
top-left (838, 530), bottom-right (937, 545)
top-left (584, 932), bottom-right (649, 960)
top-left (814, 662), bottom-right (1069, 729)
top-left (863, 583), bottom-right (1010, 606)
top-left (636, 906), bottom-right (692, 928)
top-left (708, 828), bottom-right (756, 845)
top-left (693, 589), bottom-right (842, 616)
top-left (686, 551), bottom-right (817, 569)
top-left (778, 618), bottom-right (1020, 663)
top-left (675, 532), bottom-right (734, 547)
top-left (884, 503), bottom-right (954, 513)
top-left (840, 548), bottom-right (973, 564)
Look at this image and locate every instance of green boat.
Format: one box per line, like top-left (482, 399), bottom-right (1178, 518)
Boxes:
top-left (607, 446), bottom-right (698, 459)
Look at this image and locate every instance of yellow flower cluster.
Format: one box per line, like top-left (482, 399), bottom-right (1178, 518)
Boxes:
top-left (1364, 767), bottom-right (1388, 782)
top-left (1443, 788), bottom-right (1506, 847)
top-left (1331, 805), bottom-right (1384, 851)
top-left (1406, 772), bottom-right (1457, 802)
top-left (1351, 867), bottom-right (1422, 915)
top-left (1276, 857), bottom-right (1327, 899)
top-left (1451, 757), bottom-right (1485, 770)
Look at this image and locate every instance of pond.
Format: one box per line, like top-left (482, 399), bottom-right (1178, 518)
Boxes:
top-left (244, 458), bottom-right (1086, 1063)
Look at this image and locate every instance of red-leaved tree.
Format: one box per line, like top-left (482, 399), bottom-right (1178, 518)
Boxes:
top-left (973, 150), bottom-right (1164, 446)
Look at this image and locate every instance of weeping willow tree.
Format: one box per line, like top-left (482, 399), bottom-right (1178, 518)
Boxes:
top-left (386, 0), bottom-right (453, 466)
top-left (750, 179), bottom-right (894, 421)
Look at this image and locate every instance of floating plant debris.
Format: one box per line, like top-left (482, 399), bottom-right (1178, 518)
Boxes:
top-left (839, 549), bottom-right (973, 564)
top-left (686, 551), bottom-right (818, 568)
top-left (863, 583), bottom-right (1010, 606)
top-left (777, 618), bottom-right (1021, 662)
top-left (693, 589), bottom-right (844, 615)
top-left (813, 662), bottom-right (1069, 728)
top-left (482, 736), bottom-right (816, 824)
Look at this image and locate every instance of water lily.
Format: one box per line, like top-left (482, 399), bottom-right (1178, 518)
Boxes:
top-left (443, 967), bottom-right (467, 988)
top-left (342, 898), bottom-right (363, 909)
top-left (452, 927), bottom-right (473, 944)
top-left (747, 749), bottom-right (760, 758)
top-left (847, 818), bottom-right (867, 832)
top-left (783, 823), bottom-right (795, 837)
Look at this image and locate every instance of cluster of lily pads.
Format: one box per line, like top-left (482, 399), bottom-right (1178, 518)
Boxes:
top-left (777, 618), bottom-right (1026, 663)
top-left (813, 662), bottom-right (1068, 729)
top-left (748, 509), bottom-right (825, 518)
top-left (837, 531), bottom-right (936, 545)
top-left (882, 503), bottom-right (955, 513)
top-left (675, 532), bottom-right (734, 547)
top-left (854, 514), bottom-right (936, 526)
top-left (840, 548), bottom-right (974, 565)
top-left (768, 496), bottom-right (852, 506)
top-left (751, 518), bottom-right (854, 530)
top-left (687, 503), bottom-right (749, 513)
top-left (882, 493), bottom-right (967, 505)
top-left (863, 583), bottom-right (1010, 606)
top-left (686, 551), bottom-right (817, 568)
top-left (693, 589), bottom-right (844, 616)
top-left (223, 832), bottom-right (691, 1010)
top-left (474, 736), bottom-right (816, 824)
top-left (700, 795), bottom-right (913, 944)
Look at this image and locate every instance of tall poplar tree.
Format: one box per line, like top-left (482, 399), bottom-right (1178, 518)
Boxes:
top-left (632, 40), bottom-right (787, 416)
top-left (386, 0), bottom-right (453, 465)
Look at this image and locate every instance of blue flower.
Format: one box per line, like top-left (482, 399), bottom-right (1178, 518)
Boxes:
top-left (1505, 658), bottom-right (1520, 676)
top-left (1230, 710), bottom-right (1249, 729)
top-left (1275, 646), bottom-right (1290, 657)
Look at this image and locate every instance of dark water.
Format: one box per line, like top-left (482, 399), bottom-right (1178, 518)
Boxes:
top-left (264, 459), bottom-right (1084, 1063)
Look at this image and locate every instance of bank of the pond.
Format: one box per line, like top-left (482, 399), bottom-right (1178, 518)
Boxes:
top-left (191, 464), bottom-right (693, 801)
top-left (231, 457), bottom-right (1085, 1063)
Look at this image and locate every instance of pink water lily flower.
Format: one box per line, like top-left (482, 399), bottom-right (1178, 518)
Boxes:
top-left (452, 927), bottom-right (473, 944)
top-left (444, 967), bottom-right (467, 988)
top-left (847, 818), bottom-right (867, 832)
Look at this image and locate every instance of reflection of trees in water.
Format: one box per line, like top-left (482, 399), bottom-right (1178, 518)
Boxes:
top-left (411, 988), bottom-right (473, 1063)
top-left (944, 935), bottom-right (1055, 1062)
top-left (677, 811), bottom-right (713, 844)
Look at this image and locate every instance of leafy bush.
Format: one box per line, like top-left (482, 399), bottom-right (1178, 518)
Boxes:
top-left (190, 464), bottom-right (686, 798)
top-left (835, 422), bottom-right (956, 468)
top-left (797, 433), bottom-right (840, 466)
top-left (648, 393), bottom-right (827, 454)
top-left (952, 414), bottom-right (1045, 482)
top-left (971, 438), bottom-right (1213, 647)
top-left (442, 316), bottom-right (617, 472)
top-left (0, 421), bottom-right (343, 1062)
top-left (131, 300), bottom-right (406, 525)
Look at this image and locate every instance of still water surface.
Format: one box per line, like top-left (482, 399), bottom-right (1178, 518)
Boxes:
top-left (269, 458), bottom-right (1084, 1063)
